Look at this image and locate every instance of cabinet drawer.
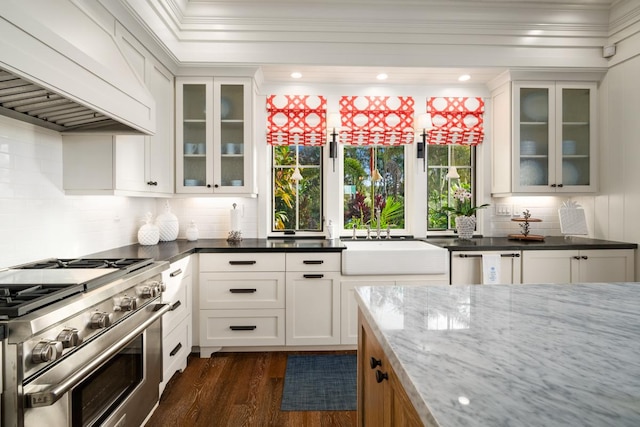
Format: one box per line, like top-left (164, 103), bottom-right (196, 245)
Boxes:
top-left (162, 316), bottom-right (191, 387)
top-left (163, 256), bottom-right (193, 286)
top-left (199, 272), bottom-right (285, 309)
top-left (286, 252), bottom-right (341, 272)
top-left (162, 277), bottom-right (191, 332)
top-left (199, 309), bottom-right (285, 346)
top-left (200, 253), bottom-right (285, 272)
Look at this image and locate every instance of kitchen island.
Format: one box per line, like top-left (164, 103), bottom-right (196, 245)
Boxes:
top-left (355, 283), bottom-right (640, 426)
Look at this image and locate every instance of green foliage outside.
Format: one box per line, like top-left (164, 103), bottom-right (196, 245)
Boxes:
top-left (343, 146), bottom-right (405, 230)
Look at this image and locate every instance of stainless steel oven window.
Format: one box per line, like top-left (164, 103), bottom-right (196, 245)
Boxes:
top-left (71, 334), bottom-right (144, 427)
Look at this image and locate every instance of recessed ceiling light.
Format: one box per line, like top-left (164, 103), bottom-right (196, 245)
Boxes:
top-left (376, 73), bottom-right (388, 81)
top-left (291, 72), bottom-right (302, 79)
top-left (458, 74), bottom-right (471, 82)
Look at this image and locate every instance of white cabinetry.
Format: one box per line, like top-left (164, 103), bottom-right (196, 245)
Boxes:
top-left (175, 77), bottom-right (254, 194)
top-left (62, 44), bottom-right (174, 196)
top-left (199, 253), bottom-right (285, 355)
top-left (160, 255), bottom-right (193, 396)
top-left (492, 79), bottom-right (597, 195)
top-left (340, 273), bottom-right (448, 345)
top-left (522, 249), bottom-right (634, 284)
top-left (285, 253), bottom-right (341, 346)
top-left (450, 251), bottom-right (522, 285)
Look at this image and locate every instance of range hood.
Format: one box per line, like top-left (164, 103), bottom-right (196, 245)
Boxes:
top-left (0, 1), bottom-right (155, 134)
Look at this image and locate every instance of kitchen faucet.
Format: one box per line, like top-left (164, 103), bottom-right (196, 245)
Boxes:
top-left (375, 208), bottom-right (381, 239)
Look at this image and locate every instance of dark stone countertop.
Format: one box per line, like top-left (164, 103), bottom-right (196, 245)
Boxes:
top-left (85, 236), bottom-right (636, 265)
top-left (86, 238), bottom-right (346, 264)
top-left (425, 236), bottom-right (638, 251)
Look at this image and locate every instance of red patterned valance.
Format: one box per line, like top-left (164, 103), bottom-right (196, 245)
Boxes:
top-left (427, 97), bottom-right (485, 146)
top-left (339, 96), bottom-right (415, 146)
top-left (267, 95), bottom-right (327, 146)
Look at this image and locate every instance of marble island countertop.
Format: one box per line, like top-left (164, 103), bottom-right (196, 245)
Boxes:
top-left (355, 283), bottom-right (640, 427)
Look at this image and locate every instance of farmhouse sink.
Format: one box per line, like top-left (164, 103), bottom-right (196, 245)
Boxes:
top-left (341, 240), bottom-right (448, 275)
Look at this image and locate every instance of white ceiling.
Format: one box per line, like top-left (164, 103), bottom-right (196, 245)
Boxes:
top-left (113, 0), bottom-right (627, 85)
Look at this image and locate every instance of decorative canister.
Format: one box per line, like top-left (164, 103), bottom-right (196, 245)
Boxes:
top-left (186, 221), bottom-right (199, 241)
top-left (455, 215), bottom-right (476, 240)
top-left (156, 201), bottom-right (179, 241)
top-left (138, 212), bottom-right (160, 245)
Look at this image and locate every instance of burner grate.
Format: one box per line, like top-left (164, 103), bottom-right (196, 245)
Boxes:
top-left (17, 258), bottom-right (153, 270)
top-left (0, 283), bottom-right (85, 318)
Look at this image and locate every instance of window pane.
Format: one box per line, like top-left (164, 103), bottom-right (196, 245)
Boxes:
top-left (344, 146), bottom-right (405, 230)
top-left (427, 145), bottom-right (475, 231)
top-left (272, 145), bottom-right (322, 232)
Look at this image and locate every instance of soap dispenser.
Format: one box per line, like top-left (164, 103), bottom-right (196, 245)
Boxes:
top-left (327, 220), bottom-right (336, 239)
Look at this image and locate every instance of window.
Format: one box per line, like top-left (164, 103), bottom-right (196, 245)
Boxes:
top-left (272, 145), bottom-right (323, 231)
top-left (427, 144), bottom-right (475, 231)
top-left (343, 145), bottom-right (405, 231)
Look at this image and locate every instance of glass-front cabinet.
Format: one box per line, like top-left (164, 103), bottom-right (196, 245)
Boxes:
top-left (513, 81), bottom-right (596, 193)
top-left (176, 77), bottom-right (253, 194)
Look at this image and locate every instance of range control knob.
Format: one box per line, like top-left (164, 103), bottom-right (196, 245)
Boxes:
top-left (90, 311), bottom-right (111, 329)
top-left (115, 296), bottom-right (137, 312)
top-left (56, 327), bottom-right (82, 348)
top-left (31, 340), bottom-right (63, 364)
top-left (137, 285), bottom-right (157, 299)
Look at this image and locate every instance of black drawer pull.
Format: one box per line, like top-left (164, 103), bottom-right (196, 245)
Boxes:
top-left (230, 288), bottom-right (257, 293)
top-left (375, 370), bottom-right (388, 383)
top-left (303, 274), bottom-right (324, 279)
top-left (303, 260), bottom-right (324, 265)
top-left (170, 342), bottom-right (182, 357)
top-left (229, 261), bottom-right (257, 265)
top-left (230, 325), bottom-right (257, 331)
top-left (170, 300), bottom-right (182, 311)
top-left (370, 357), bottom-right (382, 369)
top-left (170, 268), bottom-right (183, 277)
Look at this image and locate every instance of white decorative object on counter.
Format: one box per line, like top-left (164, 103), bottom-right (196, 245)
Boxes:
top-left (186, 221), bottom-right (199, 241)
top-left (138, 212), bottom-right (160, 246)
top-left (559, 200), bottom-right (588, 235)
top-left (156, 200), bottom-right (179, 241)
top-left (327, 220), bottom-right (336, 239)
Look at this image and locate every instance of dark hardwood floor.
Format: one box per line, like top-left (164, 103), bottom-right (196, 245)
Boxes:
top-left (146, 351), bottom-right (357, 427)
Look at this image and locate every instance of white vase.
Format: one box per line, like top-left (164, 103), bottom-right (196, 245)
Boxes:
top-left (455, 215), bottom-right (476, 240)
top-left (156, 201), bottom-right (179, 242)
top-left (186, 221), bottom-right (199, 241)
top-left (138, 213), bottom-right (159, 245)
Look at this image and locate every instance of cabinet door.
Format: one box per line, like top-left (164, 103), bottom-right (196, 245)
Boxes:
top-left (146, 62), bottom-right (174, 194)
top-left (286, 271), bottom-right (340, 345)
top-left (576, 249), bottom-right (634, 283)
top-left (514, 82), bottom-right (555, 193)
top-left (556, 83), bottom-right (597, 192)
top-left (522, 250), bottom-right (578, 284)
top-left (358, 311), bottom-right (389, 427)
top-left (451, 251), bottom-right (522, 285)
top-left (213, 78), bottom-right (253, 193)
top-left (114, 135), bottom-right (147, 192)
top-left (176, 77), bottom-right (214, 193)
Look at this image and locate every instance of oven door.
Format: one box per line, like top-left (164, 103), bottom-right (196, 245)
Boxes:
top-left (22, 303), bottom-right (169, 427)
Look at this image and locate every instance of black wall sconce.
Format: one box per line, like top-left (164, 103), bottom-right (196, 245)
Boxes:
top-left (415, 113), bottom-right (432, 172)
top-left (327, 112), bottom-right (341, 172)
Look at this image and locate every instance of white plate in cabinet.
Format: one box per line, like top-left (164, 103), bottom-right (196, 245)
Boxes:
top-left (285, 252), bottom-right (341, 272)
top-left (199, 272), bottom-right (285, 309)
top-left (199, 309), bottom-right (285, 346)
top-left (160, 316), bottom-right (191, 395)
top-left (199, 253), bottom-right (285, 272)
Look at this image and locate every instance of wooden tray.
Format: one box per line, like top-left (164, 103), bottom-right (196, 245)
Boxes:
top-left (508, 234), bottom-right (545, 241)
top-left (510, 218), bottom-right (542, 223)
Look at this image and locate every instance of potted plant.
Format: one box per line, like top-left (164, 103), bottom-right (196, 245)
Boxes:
top-left (443, 188), bottom-right (489, 239)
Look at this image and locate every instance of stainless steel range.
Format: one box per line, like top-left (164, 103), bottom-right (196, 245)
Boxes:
top-left (0, 257), bottom-right (170, 427)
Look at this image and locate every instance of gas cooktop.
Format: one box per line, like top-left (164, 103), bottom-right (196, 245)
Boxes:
top-left (0, 258), bottom-right (155, 319)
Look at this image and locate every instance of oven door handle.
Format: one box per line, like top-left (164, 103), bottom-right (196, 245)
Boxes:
top-left (26, 303), bottom-right (171, 408)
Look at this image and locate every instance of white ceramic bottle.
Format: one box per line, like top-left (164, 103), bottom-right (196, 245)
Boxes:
top-left (138, 212), bottom-right (160, 245)
top-left (156, 201), bottom-right (179, 241)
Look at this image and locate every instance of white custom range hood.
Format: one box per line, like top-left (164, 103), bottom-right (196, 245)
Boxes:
top-left (0, 0), bottom-right (155, 134)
